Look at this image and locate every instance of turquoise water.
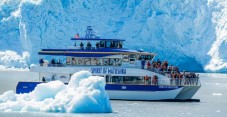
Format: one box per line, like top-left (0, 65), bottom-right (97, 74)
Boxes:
top-left (0, 73), bottom-right (227, 117)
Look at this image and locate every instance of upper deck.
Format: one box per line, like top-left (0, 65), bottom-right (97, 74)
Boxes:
top-left (39, 26), bottom-right (154, 57)
top-left (38, 26), bottom-right (155, 69)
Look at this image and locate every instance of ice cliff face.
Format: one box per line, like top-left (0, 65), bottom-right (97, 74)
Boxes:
top-left (0, 0), bottom-right (226, 72)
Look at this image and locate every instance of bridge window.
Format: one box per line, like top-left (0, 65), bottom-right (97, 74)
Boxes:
top-left (139, 55), bottom-right (154, 60)
top-left (129, 54), bottom-right (136, 64)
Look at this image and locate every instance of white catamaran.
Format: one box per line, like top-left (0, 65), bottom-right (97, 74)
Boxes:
top-left (16, 26), bottom-right (201, 101)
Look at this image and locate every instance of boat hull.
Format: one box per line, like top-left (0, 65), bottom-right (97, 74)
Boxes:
top-left (16, 82), bottom-right (200, 101)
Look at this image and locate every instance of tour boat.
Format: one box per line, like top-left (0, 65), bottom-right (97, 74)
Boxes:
top-left (16, 26), bottom-right (201, 101)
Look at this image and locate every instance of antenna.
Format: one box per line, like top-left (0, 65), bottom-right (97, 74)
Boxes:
top-left (85, 26), bottom-right (96, 38)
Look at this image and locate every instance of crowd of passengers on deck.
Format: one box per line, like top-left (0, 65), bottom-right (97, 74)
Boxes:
top-left (141, 59), bottom-right (200, 86)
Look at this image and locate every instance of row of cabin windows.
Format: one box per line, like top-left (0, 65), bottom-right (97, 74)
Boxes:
top-left (66, 54), bottom-right (153, 66)
top-left (100, 41), bottom-right (122, 48)
top-left (106, 76), bottom-right (146, 85)
top-left (66, 57), bottom-right (122, 66)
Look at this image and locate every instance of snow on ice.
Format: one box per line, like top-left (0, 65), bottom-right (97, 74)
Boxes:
top-left (0, 71), bottom-right (112, 113)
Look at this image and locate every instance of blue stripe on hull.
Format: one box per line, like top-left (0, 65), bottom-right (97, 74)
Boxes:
top-left (16, 82), bottom-right (41, 94)
top-left (106, 84), bottom-right (182, 91)
top-left (16, 82), bottom-right (182, 94)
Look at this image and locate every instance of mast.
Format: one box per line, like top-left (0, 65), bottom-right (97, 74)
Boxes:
top-left (85, 26), bottom-right (96, 38)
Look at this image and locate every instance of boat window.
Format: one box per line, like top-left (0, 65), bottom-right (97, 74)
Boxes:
top-left (129, 54), bottom-right (136, 64)
top-left (106, 75), bottom-right (112, 83)
top-left (109, 76), bottom-right (143, 84)
top-left (84, 58), bottom-right (91, 65)
top-left (118, 41), bottom-right (122, 48)
top-left (66, 57), bottom-right (71, 65)
top-left (129, 54), bottom-right (136, 58)
top-left (105, 41), bottom-right (112, 48)
top-left (113, 41), bottom-right (118, 48)
top-left (100, 41), bottom-right (105, 47)
top-left (109, 58), bottom-right (115, 65)
top-left (115, 58), bottom-right (122, 66)
top-left (123, 54), bottom-right (129, 62)
top-left (103, 58), bottom-right (110, 65)
top-left (78, 58), bottom-right (84, 65)
top-left (72, 58), bottom-right (77, 65)
top-left (139, 55), bottom-right (153, 60)
top-left (91, 58), bottom-right (101, 65)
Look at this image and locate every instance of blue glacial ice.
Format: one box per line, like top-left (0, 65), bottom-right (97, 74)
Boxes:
top-left (0, 0), bottom-right (227, 72)
top-left (0, 71), bottom-right (112, 113)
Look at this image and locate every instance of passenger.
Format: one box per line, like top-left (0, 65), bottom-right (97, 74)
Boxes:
top-left (57, 59), bottom-right (61, 64)
top-left (118, 42), bottom-right (122, 48)
top-left (42, 77), bottom-right (46, 82)
top-left (152, 75), bottom-right (158, 85)
top-left (51, 75), bottom-right (55, 81)
top-left (195, 74), bottom-right (199, 85)
top-left (167, 66), bottom-right (171, 74)
top-left (144, 75), bottom-right (149, 85)
top-left (179, 73), bottom-right (183, 85)
top-left (80, 42), bottom-right (84, 49)
top-left (175, 73), bottom-right (179, 85)
top-left (110, 42), bottom-right (114, 47)
top-left (75, 33), bottom-right (79, 38)
top-left (109, 59), bottom-right (115, 65)
top-left (100, 41), bottom-right (105, 47)
top-left (87, 42), bottom-right (92, 50)
top-left (96, 42), bottom-right (100, 49)
top-left (147, 61), bottom-right (151, 70)
top-left (157, 59), bottom-right (162, 65)
top-left (74, 42), bottom-right (76, 47)
top-left (72, 58), bottom-right (76, 65)
top-left (51, 59), bottom-right (55, 65)
top-left (96, 59), bottom-right (100, 65)
top-left (141, 59), bottom-right (146, 69)
top-left (39, 58), bottom-right (44, 66)
top-left (183, 71), bottom-right (187, 85)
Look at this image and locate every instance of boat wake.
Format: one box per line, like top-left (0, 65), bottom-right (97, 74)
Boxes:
top-left (0, 71), bottom-right (112, 113)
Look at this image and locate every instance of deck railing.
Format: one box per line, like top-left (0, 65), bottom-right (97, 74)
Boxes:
top-left (107, 78), bottom-right (200, 86)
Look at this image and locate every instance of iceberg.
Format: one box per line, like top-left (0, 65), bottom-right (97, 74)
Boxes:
top-left (0, 0), bottom-right (226, 72)
top-left (0, 71), bottom-right (112, 113)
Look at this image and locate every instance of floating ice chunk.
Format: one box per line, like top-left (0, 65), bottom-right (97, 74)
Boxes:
top-left (0, 71), bottom-right (112, 113)
top-left (30, 80), bottom-right (66, 101)
top-left (68, 71), bottom-right (92, 89)
top-left (0, 90), bottom-right (16, 103)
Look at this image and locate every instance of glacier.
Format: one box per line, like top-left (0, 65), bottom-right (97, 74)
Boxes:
top-left (0, 0), bottom-right (226, 72)
top-left (0, 71), bottom-right (112, 113)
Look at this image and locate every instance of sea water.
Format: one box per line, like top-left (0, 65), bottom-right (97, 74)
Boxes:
top-left (0, 72), bottom-right (226, 117)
